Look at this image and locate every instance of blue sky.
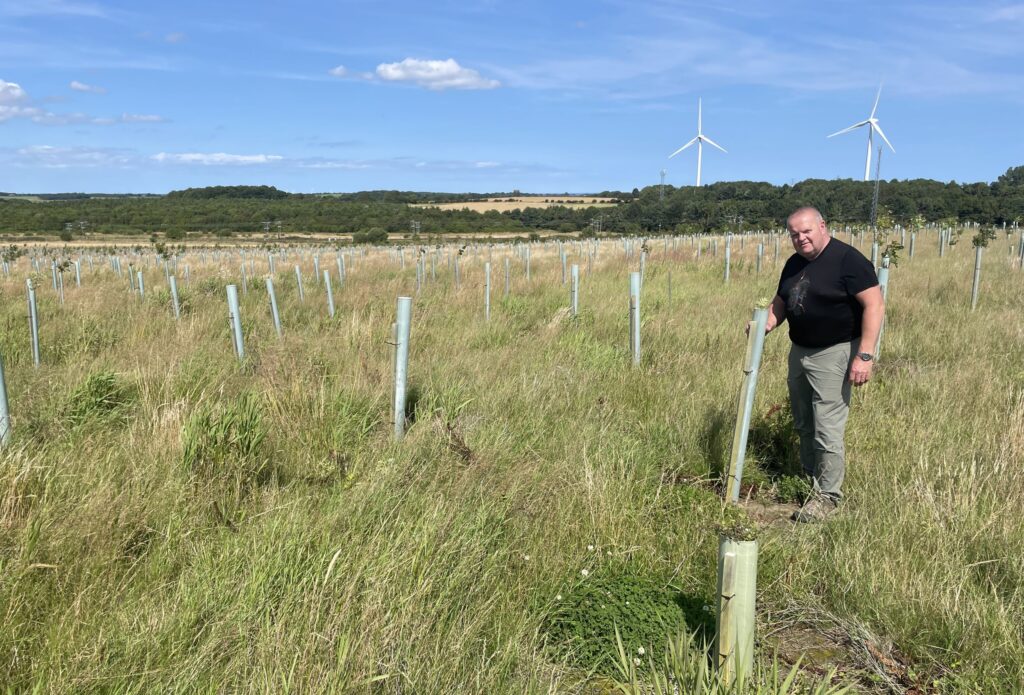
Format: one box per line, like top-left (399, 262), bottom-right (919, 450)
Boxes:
top-left (1, 0), bottom-right (1022, 193)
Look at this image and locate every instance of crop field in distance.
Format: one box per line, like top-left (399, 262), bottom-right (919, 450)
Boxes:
top-left (412, 195), bottom-right (620, 212)
top-left (1, 225), bottom-right (1023, 693)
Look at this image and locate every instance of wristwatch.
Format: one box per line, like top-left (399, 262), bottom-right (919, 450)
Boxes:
top-left (856, 352), bottom-right (874, 361)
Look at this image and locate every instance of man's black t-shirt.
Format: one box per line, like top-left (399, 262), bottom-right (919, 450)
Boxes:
top-left (776, 238), bottom-right (878, 349)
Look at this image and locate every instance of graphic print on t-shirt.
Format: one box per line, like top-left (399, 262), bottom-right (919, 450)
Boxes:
top-left (788, 272), bottom-right (810, 316)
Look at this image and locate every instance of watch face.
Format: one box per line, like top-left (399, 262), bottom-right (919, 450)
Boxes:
top-left (858, 352), bottom-right (873, 361)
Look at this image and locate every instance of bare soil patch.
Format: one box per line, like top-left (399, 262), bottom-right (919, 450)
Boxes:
top-left (764, 603), bottom-right (943, 694)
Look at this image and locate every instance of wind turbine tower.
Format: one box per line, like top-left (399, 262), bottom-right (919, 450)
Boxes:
top-left (828, 86), bottom-right (895, 181)
top-left (668, 98), bottom-right (727, 187)
top-left (659, 169), bottom-right (667, 200)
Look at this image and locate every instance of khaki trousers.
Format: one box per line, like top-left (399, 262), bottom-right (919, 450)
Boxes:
top-left (787, 340), bottom-right (856, 500)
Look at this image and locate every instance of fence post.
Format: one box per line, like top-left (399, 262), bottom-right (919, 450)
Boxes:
top-left (226, 284), bottom-right (244, 360)
top-left (170, 276), bottom-right (181, 320)
top-left (725, 307), bottom-right (770, 502)
top-left (266, 277), bottom-right (282, 337)
top-left (0, 352), bottom-right (10, 446)
top-left (570, 263), bottom-right (579, 317)
top-left (295, 265), bottom-right (305, 302)
top-left (484, 262), bottom-right (491, 321)
top-left (393, 296), bottom-right (413, 440)
top-left (716, 537), bottom-right (758, 687)
top-left (875, 257), bottom-right (889, 356)
top-left (324, 269), bottom-right (336, 318)
top-left (971, 245), bottom-right (983, 311)
top-left (27, 279), bottom-right (40, 368)
top-left (629, 272), bottom-right (641, 366)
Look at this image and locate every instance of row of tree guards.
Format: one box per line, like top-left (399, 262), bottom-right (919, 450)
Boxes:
top-left (0, 222), bottom-right (1011, 684)
top-left (0, 219), bottom-right (1003, 450)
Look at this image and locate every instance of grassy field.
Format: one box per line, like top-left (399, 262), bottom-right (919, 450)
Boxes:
top-left (412, 196), bottom-right (619, 212)
top-left (1, 230), bottom-right (1022, 693)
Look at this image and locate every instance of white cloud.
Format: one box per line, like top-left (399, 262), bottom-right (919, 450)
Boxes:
top-left (0, 78), bottom-right (166, 124)
top-left (11, 145), bottom-right (134, 168)
top-left (986, 4), bottom-right (1024, 21)
top-left (297, 159), bottom-right (370, 169)
top-left (0, 78), bottom-right (45, 122)
top-left (0, 78), bottom-right (27, 103)
top-left (165, 32), bottom-right (186, 44)
top-left (152, 152), bottom-right (284, 165)
top-left (120, 112), bottom-right (165, 122)
top-left (327, 64), bottom-right (348, 77)
top-left (374, 58), bottom-right (500, 90)
top-left (69, 80), bottom-right (106, 94)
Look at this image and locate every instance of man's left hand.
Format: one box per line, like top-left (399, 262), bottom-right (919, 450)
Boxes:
top-left (849, 357), bottom-right (873, 386)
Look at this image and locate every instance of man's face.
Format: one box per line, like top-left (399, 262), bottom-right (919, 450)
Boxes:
top-left (787, 211), bottom-right (830, 260)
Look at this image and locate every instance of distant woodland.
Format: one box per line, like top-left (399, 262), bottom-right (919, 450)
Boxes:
top-left (1, 166), bottom-right (1021, 238)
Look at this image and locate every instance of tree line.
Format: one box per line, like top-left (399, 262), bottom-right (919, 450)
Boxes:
top-left (0, 168), bottom-right (1020, 239)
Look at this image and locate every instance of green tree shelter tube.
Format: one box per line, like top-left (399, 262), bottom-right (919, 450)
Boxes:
top-left (716, 536), bottom-right (758, 687)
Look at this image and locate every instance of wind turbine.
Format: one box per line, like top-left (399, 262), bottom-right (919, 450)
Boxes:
top-left (668, 98), bottom-right (726, 187)
top-left (828, 85), bottom-right (895, 181)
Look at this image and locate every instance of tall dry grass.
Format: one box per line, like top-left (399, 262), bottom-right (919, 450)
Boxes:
top-left (0, 231), bottom-right (1020, 692)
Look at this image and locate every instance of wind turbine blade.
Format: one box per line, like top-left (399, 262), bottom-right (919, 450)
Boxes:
top-left (700, 135), bottom-right (728, 153)
top-left (827, 120), bottom-right (869, 138)
top-left (870, 84), bottom-right (882, 119)
top-left (697, 97), bottom-right (702, 134)
top-left (668, 136), bottom-right (699, 158)
top-left (872, 122), bottom-right (896, 152)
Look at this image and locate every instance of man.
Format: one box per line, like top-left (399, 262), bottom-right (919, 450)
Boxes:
top-left (764, 207), bottom-right (884, 523)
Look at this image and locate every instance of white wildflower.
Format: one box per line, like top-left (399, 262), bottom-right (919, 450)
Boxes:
top-left (633, 657), bottom-right (642, 666)
top-left (556, 594), bottom-right (562, 601)
top-left (587, 544), bottom-right (595, 551)
top-left (637, 646), bottom-right (645, 656)
top-left (523, 554), bottom-right (530, 561)
top-left (580, 568), bottom-right (589, 578)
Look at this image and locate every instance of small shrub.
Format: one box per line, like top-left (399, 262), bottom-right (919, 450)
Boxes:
top-left (542, 569), bottom-right (713, 676)
top-left (181, 393), bottom-right (268, 487)
top-left (776, 474), bottom-right (811, 504)
top-left (352, 228), bottom-right (388, 245)
top-left (195, 277), bottom-right (222, 297)
top-left (65, 371), bottom-right (136, 426)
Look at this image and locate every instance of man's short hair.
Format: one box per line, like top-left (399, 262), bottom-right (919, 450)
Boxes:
top-left (787, 206), bottom-right (824, 227)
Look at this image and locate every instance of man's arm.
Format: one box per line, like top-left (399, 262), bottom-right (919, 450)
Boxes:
top-left (849, 285), bottom-right (884, 386)
top-left (765, 294), bottom-right (786, 334)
